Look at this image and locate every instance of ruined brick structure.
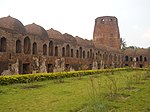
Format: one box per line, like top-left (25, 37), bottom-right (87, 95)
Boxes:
top-left (123, 48), bottom-right (150, 68)
top-left (93, 16), bottom-right (121, 50)
top-left (0, 16), bottom-right (149, 75)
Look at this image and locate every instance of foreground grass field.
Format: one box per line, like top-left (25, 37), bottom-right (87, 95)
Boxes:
top-left (0, 70), bottom-right (150, 112)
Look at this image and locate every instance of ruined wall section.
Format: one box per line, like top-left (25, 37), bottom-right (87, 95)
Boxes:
top-left (93, 16), bottom-right (121, 50)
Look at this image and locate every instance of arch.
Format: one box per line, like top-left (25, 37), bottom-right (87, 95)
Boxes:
top-left (79, 47), bottom-right (82, 58)
top-left (43, 44), bottom-right (47, 55)
top-left (66, 44), bottom-right (70, 57)
top-left (90, 49), bottom-right (92, 58)
top-left (83, 51), bottom-right (85, 59)
top-left (16, 39), bottom-right (21, 53)
top-left (136, 57), bottom-right (138, 62)
top-left (76, 50), bottom-right (79, 58)
top-left (87, 51), bottom-right (89, 58)
top-left (125, 56), bottom-right (128, 61)
top-left (62, 47), bottom-right (65, 57)
top-left (55, 46), bottom-right (58, 56)
top-left (140, 55), bottom-right (143, 61)
top-left (32, 42), bottom-right (37, 55)
top-left (71, 49), bottom-right (73, 57)
top-left (130, 57), bottom-right (133, 61)
top-left (144, 57), bottom-right (147, 61)
top-left (24, 37), bottom-right (31, 54)
top-left (0, 37), bottom-right (7, 52)
top-left (49, 41), bottom-right (53, 56)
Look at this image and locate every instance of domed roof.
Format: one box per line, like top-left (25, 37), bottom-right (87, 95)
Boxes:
top-left (25, 23), bottom-right (48, 39)
top-left (75, 36), bottom-right (94, 47)
top-left (47, 28), bottom-right (65, 41)
top-left (0, 16), bottom-right (26, 34)
top-left (62, 33), bottom-right (77, 44)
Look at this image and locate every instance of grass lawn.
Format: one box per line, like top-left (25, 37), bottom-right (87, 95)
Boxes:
top-left (0, 70), bottom-right (150, 112)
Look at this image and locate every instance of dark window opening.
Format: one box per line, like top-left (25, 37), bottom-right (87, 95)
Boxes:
top-left (136, 57), bottom-right (138, 62)
top-left (125, 56), bottom-right (128, 61)
top-left (0, 37), bottom-right (7, 52)
top-left (49, 41), bottom-right (53, 56)
top-left (66, 44), bottom-right (70, 57)
top-left (90, 49), bottom-right (92, 58)
top-left (43, 44), bottom-right (47, 55)
top-left (101, 19), bottom-right (104, 23)
top-left (71, 49), bottom-right (73, 57)
top-left (109, 18), bottom-right (113, 22)
top-left (76, 50), bottom-right (79, 58)
top-left (144, 57), bottom-right (147, 61)
top-left (24, 37), bottom-right (31, 54)
top-left (140, 56), bottom-right (143, 61)
top-left (87, 51), bottom-right (89, 58)
top-left (79, 47), bottom-right (82, 59)
top-left (65, 64), bottom-right (70, 71)
top-left (32, 42), bottom-right (37, 55)
top-left (55, 46), bottom-right (58, 56)
top-left (23, 63), bottom-right (30, 74)
top-left (16, 40), bottom-right (21, 53)
top-left (130, 57), bottom-right (133, 61)
top-left (83, 51), bottom-right (85, 59)
top-left (9, 53), bottom-right (11, 59)
top-left (48, 64), bottom-right (53, 72)
top-left (62, 47), bottom-right (65, 57)
top-left (140, 64), bottom-right (143, 68)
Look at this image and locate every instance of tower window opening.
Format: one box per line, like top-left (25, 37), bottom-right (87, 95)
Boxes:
top-left (101, 19), bottom-right (104, 23)
top-left (109, 18), bottom-right (113, 21)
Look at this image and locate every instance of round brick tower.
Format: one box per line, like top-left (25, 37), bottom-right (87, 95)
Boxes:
top-left (93, 16), bottom-right (121, 50)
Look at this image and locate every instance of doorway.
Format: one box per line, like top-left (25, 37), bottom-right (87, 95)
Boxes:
top-left (23, 63), bottom-right (30, 74)
top-left (48, 64), bottom-right (53, 72)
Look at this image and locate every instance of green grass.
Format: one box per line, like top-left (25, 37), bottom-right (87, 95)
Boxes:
top-left (0, 70), bottom-right (150, 112)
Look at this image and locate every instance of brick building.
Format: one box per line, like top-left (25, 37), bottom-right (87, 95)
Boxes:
top-left (0, 16), bottom-right (149, 75)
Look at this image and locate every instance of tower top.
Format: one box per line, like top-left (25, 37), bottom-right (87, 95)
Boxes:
top-left (95, 16), bottom-right (118, 26)
top-left (93, 16), bottom-right (121, 50)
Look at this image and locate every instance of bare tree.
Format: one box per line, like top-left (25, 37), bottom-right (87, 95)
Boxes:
top-left (120, 38), bottom-right (127, 50)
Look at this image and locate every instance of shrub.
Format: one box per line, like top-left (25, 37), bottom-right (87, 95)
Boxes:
top-left (0, 68), bottom-right (148, 85)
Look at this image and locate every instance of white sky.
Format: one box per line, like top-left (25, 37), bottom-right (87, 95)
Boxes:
top-left (0, 0), bottom-right (150, 48)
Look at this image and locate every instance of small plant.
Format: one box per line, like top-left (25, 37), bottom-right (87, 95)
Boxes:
top-left (124, 74), bottom-right (135, 90)
top-left (143, 70), bottom-right (150, 80)
top-left (105, 76), bottom-right (118, 99)
top-left (86, 76), bottom-right (108, 112)
top-left (54, 73), bottom-right (64, 83)
top-left (132, 71), bottom-right (144, 84)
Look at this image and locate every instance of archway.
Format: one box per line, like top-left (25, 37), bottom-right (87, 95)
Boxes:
top-left (16, 39), bottom-right (21, 53)
top-left (24, 37), bottom-right (31, 54)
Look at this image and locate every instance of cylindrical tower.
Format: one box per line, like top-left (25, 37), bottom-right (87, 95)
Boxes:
top-left (93, 16), bottom-right (121, 49)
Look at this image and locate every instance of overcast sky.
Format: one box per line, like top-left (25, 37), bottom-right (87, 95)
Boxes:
top-left (0, 0), bottom-right (150, 48)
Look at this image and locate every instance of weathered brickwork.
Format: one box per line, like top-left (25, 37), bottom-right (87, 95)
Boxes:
top-left (0, 16), bottom-right (149, 75)
top-left (93, 16), bottom-right (121, 49)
